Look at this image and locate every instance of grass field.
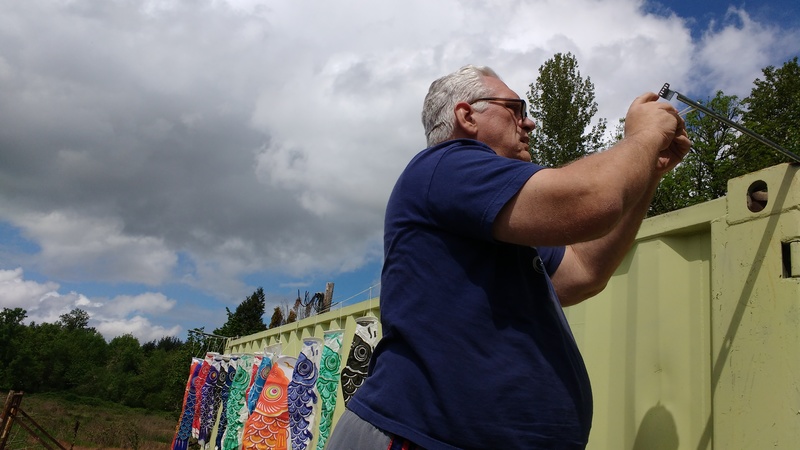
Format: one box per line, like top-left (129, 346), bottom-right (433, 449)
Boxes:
top-left (2, 391), bottom-right (180, 449)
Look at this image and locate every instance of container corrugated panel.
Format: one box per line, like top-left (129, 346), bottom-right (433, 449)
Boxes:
top-left (567, 163), bottom-right (800, 449)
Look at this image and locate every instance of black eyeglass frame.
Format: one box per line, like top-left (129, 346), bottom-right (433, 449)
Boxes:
top-left (469, 97), bottom-right (528, 121)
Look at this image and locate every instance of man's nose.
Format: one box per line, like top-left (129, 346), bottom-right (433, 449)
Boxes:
top-left (521, 117), bottom-right (536, 132)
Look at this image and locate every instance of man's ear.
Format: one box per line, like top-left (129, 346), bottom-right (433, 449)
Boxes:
top-left (453, 102), bottom-right (478, 137)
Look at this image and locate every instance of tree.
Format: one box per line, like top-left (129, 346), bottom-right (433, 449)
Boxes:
top-left (268, 306), bottom-right (284, 329)
top-left (0, 310), bottom-right (194, 414)
top-left (62, 326), bottom-right (108, 393)
top-left (58, 307), bottom-right (92, 330)
top-left (138, 347), bottom-right (191, 412)
top-left (0, 308), bottom-right (27, 352)
top-left (527, 52), bottom-right (607, 167)
top-left (2, 325), bottom-right (44, 391)
top-left (214, 287), bottom-right (268, 338)
top-left (1, 307), bottom-right (27, 326)
top-left (155, 335), bottom-right (184, 351)
top-left (649, 92), bottom-right (743, 216)
top-left (142, 335), bottom-right (183, 354)
top-left (735, 57), bottom-right (800, 169)
top-left (0, 308), bottom-right (29, 388)
top-left (103, 334), bottom-right (143, 404)
top-left (14, 322), bottom-right (63, 392)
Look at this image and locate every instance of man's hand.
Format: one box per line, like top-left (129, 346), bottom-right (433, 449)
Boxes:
top-left (624, 92), bottom-right (691, 176)
top-left (624, 92), bottom-right (681, 148)
top-left (656, 123), bottom-right (691, 175)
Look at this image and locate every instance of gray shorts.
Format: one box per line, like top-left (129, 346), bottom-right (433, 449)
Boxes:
top-left (325, 409), bottom-right (392, 450)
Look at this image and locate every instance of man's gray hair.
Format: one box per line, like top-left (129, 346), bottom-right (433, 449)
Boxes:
top-left (422, 65), bottom-right (500, 146)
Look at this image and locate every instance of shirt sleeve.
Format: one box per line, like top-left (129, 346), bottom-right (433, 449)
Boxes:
top-left (425, 140), bottom-right (541, 240)
top-left (537, 245), bottom-right (566, 275)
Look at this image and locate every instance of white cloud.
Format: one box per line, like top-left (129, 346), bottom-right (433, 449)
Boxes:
top-left (13, 211), bottom-right (177, 285)
top-left (0, 268), bottom-right (59, 309)
top-left (0, 268), bottom-right (181, 341)
top-left (102, 292), bottom-right (176, 317)
top-left (0, 0), bottom-right (797, 336)
top-left (695, 7), bottom-right (800, 97)
top-left (95, 316), bottom-right (183, 344)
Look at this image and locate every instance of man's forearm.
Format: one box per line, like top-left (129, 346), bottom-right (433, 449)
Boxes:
top-left (560, 176), bottom-right (660, 304)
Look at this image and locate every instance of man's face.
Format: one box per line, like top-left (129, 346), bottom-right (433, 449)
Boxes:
top-left (472, 76), bottom-right (536, 162)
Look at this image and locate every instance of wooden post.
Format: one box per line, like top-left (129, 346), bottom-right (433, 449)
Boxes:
top-left (0, 391), bottom-right (21, 447)
top-left (322, 282), bottom-right (334, 313)
top-left (0, 391), bottom-right (66, 450)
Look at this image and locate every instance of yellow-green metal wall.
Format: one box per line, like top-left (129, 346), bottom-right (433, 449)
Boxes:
top-left (227, 163), bottom-right (800, 449)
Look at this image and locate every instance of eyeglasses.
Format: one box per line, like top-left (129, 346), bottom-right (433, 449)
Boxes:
top-left (469, 97), bottom-right (528, 121)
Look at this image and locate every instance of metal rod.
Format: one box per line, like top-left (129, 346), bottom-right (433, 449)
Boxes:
top-left (659, 83), bottom-right (800, 162)
top-left (189, 328), bottom-right (230, 339)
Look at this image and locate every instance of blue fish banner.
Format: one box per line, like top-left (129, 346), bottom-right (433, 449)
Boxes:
top-left (172, 358), bottom-right (202, 450)
top-left (198, 355), bottom-right (222, 448)
top-left (214, 358), bottom-right (236, 450)
top-left (288, 337), bottom-right (323, 450)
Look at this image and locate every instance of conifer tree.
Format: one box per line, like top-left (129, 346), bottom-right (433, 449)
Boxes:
top-left (527, 52), bottom-right (607, 167)
top-left (214, 287), bottom-right (268, 337)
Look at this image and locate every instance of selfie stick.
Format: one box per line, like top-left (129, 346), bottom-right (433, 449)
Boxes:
top-left (658, 83), bottom-right (800, 163)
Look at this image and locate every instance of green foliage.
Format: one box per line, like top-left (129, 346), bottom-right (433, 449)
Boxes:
top-left (1, 307), bottom-right (27, 327)
top-left (0, 308), bottom-right (200, 417)
top-left (107, 334), bottom-right (143, 373)
top-left (736, 56), bottom-right (800, 168)
top-left (62, 327), bottom-right (108, 392)
top-left (214, 287), bottom-right (268, 338)
top-left (527, 52), bottom-right (607, 167)
top-left (143, 335), bottom-right (184, 353)
top-left (1, 316), bottom-right (107, 395)
top-left (3, 325), bottom-right (44, 391)
top-left (0, 308), bottom-right (28, 387)
top-left (58, 307), bottom-right (92, 331)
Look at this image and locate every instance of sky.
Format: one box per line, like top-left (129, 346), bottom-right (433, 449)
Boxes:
top-left (1, 0), bottom-right (798, 343)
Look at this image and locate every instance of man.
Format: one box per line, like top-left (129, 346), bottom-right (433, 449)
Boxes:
top-left (326, 65), bottom-right (690, 449)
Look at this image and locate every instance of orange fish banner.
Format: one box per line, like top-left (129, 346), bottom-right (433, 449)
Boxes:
top-left (241, 355), bottom-right (297, 450)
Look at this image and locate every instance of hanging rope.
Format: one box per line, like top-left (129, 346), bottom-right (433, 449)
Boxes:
top-left (188, 328), bottom-right (230, 357)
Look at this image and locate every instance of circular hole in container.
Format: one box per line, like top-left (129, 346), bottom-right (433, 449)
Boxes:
top-left (746, 180), bottom-right (768, 212)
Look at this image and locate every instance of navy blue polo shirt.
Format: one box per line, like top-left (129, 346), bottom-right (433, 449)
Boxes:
top-left (348, 139), bottom-right (592, 449)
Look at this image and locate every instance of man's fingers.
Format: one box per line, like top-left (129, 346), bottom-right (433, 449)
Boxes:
top-left (632, 92), bottom-right (660, 105)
